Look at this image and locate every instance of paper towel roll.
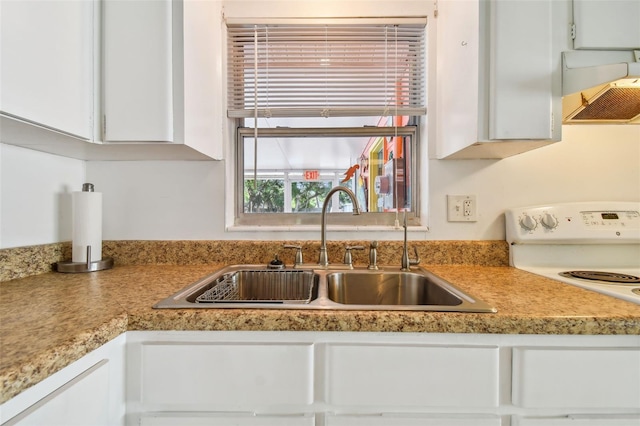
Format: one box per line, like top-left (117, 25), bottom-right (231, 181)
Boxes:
top-left (72, 189), bottom-right (102, 263)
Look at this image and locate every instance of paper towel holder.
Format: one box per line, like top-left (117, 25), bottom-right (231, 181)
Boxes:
top-left (56, 182), bottom-right (113, 273)
top-left (56, 245), bottom-right (114, 273)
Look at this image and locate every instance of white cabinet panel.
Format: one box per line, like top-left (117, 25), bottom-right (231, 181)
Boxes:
top-left (0, 0), bottom-right (94, 139)
top-left (103, 0), bottom-right (174, 142)
top-left (512, 347), bottom-right (640, 408)
top-left (325, 344), bottom-right (499, 408)
top-left (0, 334), bottom-right (125, 426)
top-left (489, 0), bottom-right (553, 140)
top-left (514, 415), bottom-right (640, 426)
top-left (573, 0), bottom-right (640, 50)
top-left (140, 413), bottom-right (315, 426)
top-left (139, 342), bottom-right (314, 409)
top-left (6, 361), bottom-right (110, 426)
top-left (326, 414), bottom-right (501, 426)
top-left (435, 0), bottom-right (560, 159)
top-left (102, 0), bottom-right (223, 159)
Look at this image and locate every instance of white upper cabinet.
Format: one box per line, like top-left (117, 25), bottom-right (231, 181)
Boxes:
top-left (1, 0), bottom-right (222, 160)
top-left (435, 0), bottom-right (562, 159)
top-left (0, 0), bottom-right (95, 140)
top-left (102, 0), bottom-right (223, 159)
top-left (103, 0), bottom-right (174, 143)
top-left (573, 0), bottom-right (640, 50)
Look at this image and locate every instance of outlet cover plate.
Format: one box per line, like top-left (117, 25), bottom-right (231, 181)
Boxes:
top-left (447, 195), bottom-right (477, 222)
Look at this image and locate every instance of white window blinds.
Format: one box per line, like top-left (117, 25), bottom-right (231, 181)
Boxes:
top-left (227, 21), bottom-right (427, 118)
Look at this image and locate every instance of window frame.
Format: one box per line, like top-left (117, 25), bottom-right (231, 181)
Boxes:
top-left (235, 124), bottom-right (421, 227)
top-left (220, 1), bottom-right (434, 233)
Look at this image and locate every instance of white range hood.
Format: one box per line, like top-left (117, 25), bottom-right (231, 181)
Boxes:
top-left (562, 50), bottom-right (640, 124)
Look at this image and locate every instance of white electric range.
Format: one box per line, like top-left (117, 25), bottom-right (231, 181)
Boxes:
top-left (505, 202), bottom-right (640, 305)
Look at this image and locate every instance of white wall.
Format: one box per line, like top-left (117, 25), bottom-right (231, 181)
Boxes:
top-left (1, 125), bottom-right (638, 247)
top-left (0, 144), bottom-right (85, 248)
top-left (427, 125), bottom-right (640, 240)
top-left (84, 125), bottom-right (639, 242)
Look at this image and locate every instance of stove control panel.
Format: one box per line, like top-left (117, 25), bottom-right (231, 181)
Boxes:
top-left (581, 210), bottom-right (640, 228)
top-left (505, 202), bottom-right (640, 244)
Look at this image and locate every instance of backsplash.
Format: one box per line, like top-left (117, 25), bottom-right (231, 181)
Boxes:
top-left (1, 240), bottom-right (509, 282)
top-left (0, 242), bottom-right (72, 282)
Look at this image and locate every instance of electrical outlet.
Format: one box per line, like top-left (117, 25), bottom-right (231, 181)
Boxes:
top-left (447, 195), bottom-right (477, 222)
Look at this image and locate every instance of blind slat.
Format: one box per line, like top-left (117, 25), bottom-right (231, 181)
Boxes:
top-left (227, 23), bottom-right (427, 118)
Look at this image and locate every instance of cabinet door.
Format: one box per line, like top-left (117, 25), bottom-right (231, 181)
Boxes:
top-left (512, 347), bottom-right (640, 409)
top-left (514, 415), bottom-right (640, 426)
top-left (103, 0), bottom-right (174, 142)
top-left (325, 344), bottom-right (499, 408)
top-left (573, 0), bottom-right (640, 50)
top-left (0, 0), bottom-right (94, 139)
top-left (489, 0), bottom-right (553, 140)
top-left (140, 413), bottom-right (315, 426)
top-left (6, 361), bottom-right (110, 426)
top-left (326, 414), bottom-right (501, 426)
top-left (136, 342), bottom-right (314, 410)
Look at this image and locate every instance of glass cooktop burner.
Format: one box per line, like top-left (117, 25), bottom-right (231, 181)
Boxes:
top-left (559, 270), bottom-right (640, 284)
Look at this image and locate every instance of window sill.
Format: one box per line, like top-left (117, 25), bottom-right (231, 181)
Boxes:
top-left (227, 224), bottom-right (430, 233)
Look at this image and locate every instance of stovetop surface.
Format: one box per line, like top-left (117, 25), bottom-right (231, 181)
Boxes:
top-left (505, 202), bottom-right (640, 305)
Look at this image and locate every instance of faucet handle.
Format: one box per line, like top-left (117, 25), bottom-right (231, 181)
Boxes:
top-left (368, 241), bottom-right (379, 270)
top-left (283, 244), bottom-right (303, 267)
top-left (343, 245), bottom-right (365, 267)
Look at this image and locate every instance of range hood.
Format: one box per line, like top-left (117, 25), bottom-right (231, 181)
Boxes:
top-left (562, 50), bottom-right (640, 124)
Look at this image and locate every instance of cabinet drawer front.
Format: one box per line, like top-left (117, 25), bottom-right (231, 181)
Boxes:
top-left (140, 413), bottom-right (315, 426)
top-left (326, 414), bottom-right (501, 426)
top-left (514, 415), bottom-right (640, 426)
top-left (512, 347), bottom-right (640, 408)
top-left (140, 342), bottom-right (314, 408)
top-left (325, 344), bottom-right (499, 408)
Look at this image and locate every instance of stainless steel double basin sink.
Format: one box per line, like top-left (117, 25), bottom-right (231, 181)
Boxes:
top-left (154, 265), bottom-right (496, 313)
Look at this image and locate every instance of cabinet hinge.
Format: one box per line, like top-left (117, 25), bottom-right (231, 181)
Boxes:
top-left (570, 23), bottom-right (576, 40)
top-left (434, 0), bottom-right (438, 18)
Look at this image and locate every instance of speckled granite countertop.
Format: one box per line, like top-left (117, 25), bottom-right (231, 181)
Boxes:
top-left (2, 262), bottom-right (640, 403)
top-left (1, 240), bottom-right (639, 403)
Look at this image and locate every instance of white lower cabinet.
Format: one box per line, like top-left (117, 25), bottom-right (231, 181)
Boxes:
top-left (5, 361), bottom-right (110, 426)
top-left (137, 342), bottom-right (314, 409)
top-left (126, 332), bottom-right (639, 426)
top-left (512, 347), bottom-right (640, 409)
top-left (325, 344), bottom-right (499, 408)
top-left (513, 415), bottom-right (640, 426)
top-left (0, 334), bottom-right (125, 426)
top-left (139, 413), bottom-right (316, 426)
top-left (3, 332), bottom-right (639, 426)
top-left (325, 414), bottom-right (501, 426)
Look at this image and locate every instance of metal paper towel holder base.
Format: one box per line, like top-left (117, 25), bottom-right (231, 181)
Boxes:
top-left (56, 246), bottom-right (114, 273)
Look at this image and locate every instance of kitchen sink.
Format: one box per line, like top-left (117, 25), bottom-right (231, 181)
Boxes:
top-left (187, 269), bottom-right (318, 304)
top-left (326, 271), bottom-right (463, 306)
top-left (154, 264), bottom-right (496, 313)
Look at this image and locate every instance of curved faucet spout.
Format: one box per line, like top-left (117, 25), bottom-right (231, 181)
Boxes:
top-left (318, 186), bottom-right (361, 266)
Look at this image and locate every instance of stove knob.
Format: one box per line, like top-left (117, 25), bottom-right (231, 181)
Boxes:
top-left (541, 213), bottom-right (558, 229)
top-left (519, 214), bottom-right (537, 231)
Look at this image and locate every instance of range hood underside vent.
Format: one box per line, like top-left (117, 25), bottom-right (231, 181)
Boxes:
top-left (563, 85), bottom-right (640, 124)
top-left (562, 50), bottom-right (640, 124)
top-left (573, 87), bottom-right (640, 121)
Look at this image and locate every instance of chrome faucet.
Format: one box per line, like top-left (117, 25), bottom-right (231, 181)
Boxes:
top-left (318, 186), bottom-right (361, 266)
top-left (401, 213), bottom-right (421, 271)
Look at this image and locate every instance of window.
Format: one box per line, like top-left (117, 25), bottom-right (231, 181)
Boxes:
top-left (227, 20), bottom-right (427, 227)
